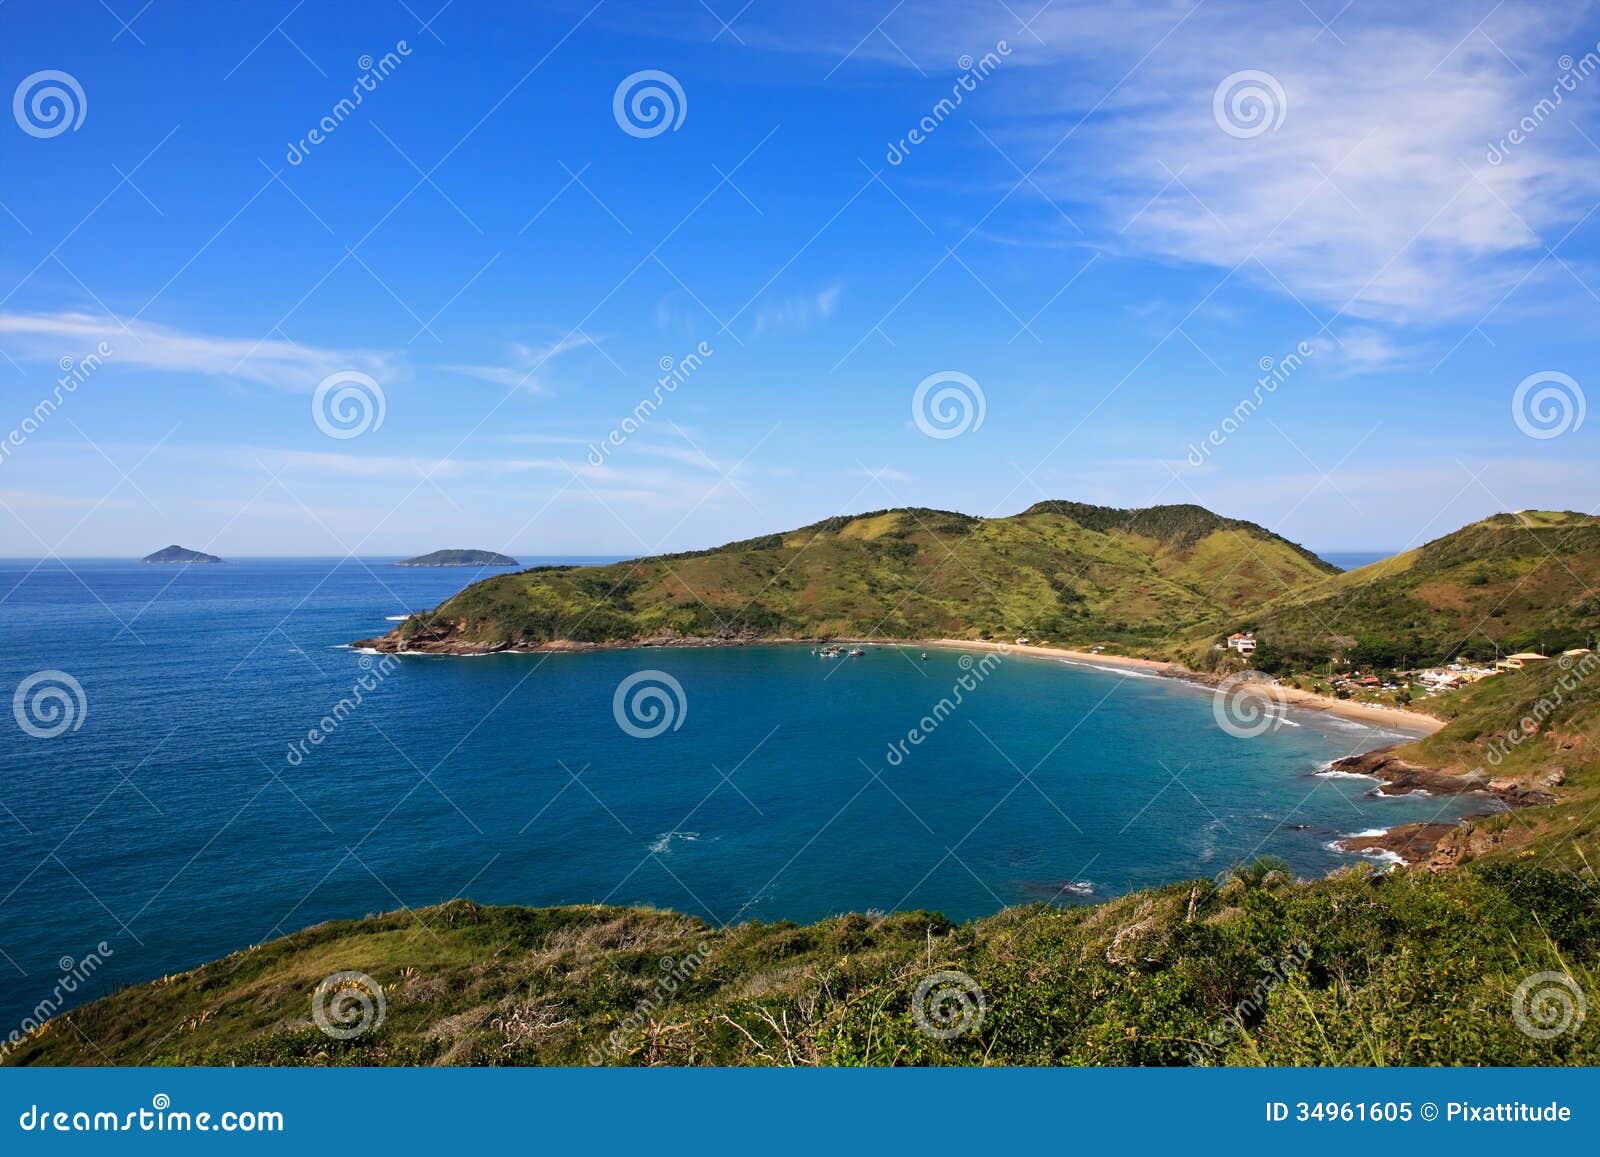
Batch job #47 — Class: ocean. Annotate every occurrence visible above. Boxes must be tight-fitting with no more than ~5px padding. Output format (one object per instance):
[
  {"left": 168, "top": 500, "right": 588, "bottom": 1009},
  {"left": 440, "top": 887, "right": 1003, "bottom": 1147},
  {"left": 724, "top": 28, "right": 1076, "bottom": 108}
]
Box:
[{"left": 0, "top": 558, "right": 1481, "bottom": 1027}]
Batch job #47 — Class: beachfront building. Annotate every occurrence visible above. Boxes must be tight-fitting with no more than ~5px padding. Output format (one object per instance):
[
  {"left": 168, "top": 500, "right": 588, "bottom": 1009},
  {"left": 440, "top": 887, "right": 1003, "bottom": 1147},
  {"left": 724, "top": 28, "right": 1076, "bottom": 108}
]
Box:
[{"left": 1226, "top": 632, "right": 1256, "bottom": 654}]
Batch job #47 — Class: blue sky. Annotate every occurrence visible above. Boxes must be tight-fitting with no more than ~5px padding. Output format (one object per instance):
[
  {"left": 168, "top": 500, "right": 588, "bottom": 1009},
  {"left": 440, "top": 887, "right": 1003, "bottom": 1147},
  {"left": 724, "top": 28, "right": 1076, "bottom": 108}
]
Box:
[{"left": 0, "top": 0, "right": 1597, "bottom": 557}]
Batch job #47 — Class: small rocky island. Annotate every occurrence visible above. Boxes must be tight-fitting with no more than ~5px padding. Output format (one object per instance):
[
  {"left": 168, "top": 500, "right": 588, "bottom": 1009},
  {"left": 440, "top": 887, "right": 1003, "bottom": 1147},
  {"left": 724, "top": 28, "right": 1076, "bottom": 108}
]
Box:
[
  {"left": 140, "top": 545, "right": 223, "bottom": 564},
  {"left": 396, "top": 549, "right": 517, "bottom": 568}
]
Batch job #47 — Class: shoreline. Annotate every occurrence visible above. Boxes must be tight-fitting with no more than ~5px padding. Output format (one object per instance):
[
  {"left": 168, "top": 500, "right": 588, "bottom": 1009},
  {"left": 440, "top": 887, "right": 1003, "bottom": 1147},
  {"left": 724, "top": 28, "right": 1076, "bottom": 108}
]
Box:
[
  {"left": 904, "top": 638, "right": 1445, "bottom": 736},
  {"left": 358, "top": 628, "right": 1446, "bottom": 736}
]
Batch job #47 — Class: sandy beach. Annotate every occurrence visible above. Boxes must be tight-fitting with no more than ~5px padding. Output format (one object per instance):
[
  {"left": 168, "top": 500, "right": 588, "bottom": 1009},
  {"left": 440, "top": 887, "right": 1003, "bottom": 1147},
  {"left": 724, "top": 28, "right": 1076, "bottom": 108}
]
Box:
[{"left": 905, "top": 638, "right": 1446, "bottom": 735}]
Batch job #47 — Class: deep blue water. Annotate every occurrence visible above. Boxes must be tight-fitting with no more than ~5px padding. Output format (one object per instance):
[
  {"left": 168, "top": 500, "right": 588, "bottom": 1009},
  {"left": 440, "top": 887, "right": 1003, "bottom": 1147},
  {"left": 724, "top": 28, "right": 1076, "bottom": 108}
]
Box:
[{"left": 0, "top": 559, "right": 1480, "bottom": 1027}]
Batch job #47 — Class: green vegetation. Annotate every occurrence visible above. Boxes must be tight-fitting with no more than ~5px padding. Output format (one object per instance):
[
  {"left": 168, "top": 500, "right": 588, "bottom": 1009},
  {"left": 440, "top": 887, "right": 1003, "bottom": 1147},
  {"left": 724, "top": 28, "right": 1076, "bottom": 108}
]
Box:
[
  {"left": 395, "top": 549, "right": 517, "bottom": 567},
  {"left": 1395, "top": 654, "right": 1600, "bottom": 873},
  {"left": 1244, "top": 512, "right": 1600, "bottom": 669},
  {"left": 10, "top": 862, "right": 1596, "bottom": 1066},
  {"left": 28, "top": 510, "right": 1591, "bottom": 1068},
  {"left": 364, "top": 503, "right": 1333, "bottom": 652}
]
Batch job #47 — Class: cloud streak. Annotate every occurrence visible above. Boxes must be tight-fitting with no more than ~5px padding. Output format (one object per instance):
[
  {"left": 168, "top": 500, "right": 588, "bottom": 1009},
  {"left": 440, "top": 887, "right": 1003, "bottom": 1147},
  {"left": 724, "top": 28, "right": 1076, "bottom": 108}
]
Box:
[{"left": 0, "top": 311, "right": 395, "bottom": 390}]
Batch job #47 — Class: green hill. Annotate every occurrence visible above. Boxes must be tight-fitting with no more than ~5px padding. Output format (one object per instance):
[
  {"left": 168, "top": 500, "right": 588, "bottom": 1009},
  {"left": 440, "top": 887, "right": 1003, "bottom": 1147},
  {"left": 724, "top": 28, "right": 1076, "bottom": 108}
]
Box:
[
  {"left": 1242, "top": 511, "right": 1600, "bottom": 669},
  {"left": 356, "top": 502, "right": 1333, "bottom": 653},
  {"left": 9, "top": 862, "right": 1595, "bottom": 1066},
  {"left": 395, "top": 549, "right": 517, "bottom": 567}
]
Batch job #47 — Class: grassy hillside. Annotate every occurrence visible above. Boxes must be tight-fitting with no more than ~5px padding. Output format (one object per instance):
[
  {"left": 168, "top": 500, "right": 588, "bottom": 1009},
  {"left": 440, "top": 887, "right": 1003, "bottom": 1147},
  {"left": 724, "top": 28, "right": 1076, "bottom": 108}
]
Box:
[
  {"left": 9, "top": 863, "right": 1596, "bottom": 1067},
  {"left": 1246, "top": 511, "right": 1600, "bottom": 669},
  {"left": 1397, "top": 653, "right": 1600, "bottom": 873},
  {"left": 362, "top": 502, "right": 1333, "bottom": 653},
  {"left": 14, "top": 635, "right": 1598, "bottom": 1068}
]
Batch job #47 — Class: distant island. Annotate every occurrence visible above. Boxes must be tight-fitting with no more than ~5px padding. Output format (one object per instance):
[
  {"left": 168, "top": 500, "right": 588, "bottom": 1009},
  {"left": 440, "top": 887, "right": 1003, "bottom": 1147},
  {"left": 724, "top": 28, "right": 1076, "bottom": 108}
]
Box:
[
  {"left": 395, "top": 549, "right": 517, "bottom": 568},
  {"left": 140, "top": 545, "right": 222, "bottom": 564}
]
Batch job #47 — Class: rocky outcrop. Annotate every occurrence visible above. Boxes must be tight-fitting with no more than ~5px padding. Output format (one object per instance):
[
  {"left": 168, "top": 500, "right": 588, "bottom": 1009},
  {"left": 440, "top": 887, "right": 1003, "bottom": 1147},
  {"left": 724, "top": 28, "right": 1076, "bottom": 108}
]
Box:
[{"left": 1326, "top": 746, "right": 1492, "bottom": 797}]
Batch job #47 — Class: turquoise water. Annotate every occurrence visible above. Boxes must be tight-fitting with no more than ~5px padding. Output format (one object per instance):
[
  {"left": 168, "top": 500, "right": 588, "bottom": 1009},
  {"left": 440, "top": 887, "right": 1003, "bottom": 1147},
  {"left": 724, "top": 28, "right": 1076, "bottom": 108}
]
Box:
[{"left": 0, "top": 559, "right": 1481, "bottom": 1025}]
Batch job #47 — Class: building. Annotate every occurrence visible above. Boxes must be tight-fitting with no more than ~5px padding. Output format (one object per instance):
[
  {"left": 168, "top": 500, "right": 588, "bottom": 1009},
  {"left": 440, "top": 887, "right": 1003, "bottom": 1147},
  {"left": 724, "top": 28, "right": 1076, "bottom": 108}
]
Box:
[
  {"left": 1497, "top": 652, "right": 1548, "bottom": 671},
  {"left": 1226, "top": 632, "right": 1256, "bottom": 654}
]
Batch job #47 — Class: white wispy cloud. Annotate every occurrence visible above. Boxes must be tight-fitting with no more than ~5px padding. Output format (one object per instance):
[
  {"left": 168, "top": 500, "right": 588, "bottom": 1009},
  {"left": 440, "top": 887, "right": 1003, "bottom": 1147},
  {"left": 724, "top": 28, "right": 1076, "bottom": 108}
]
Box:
[
  {"left": 0, "top": 311, "right": 395, "bottom": 389},
  {"left": 724, "top": 1, "right": 1600, "bottom": 325},
  {"left": 440, "top": 334, "right": 600, "bottom": 391},
  {"left": 753, "top": 283, "right": 843, "bottom": 333}
]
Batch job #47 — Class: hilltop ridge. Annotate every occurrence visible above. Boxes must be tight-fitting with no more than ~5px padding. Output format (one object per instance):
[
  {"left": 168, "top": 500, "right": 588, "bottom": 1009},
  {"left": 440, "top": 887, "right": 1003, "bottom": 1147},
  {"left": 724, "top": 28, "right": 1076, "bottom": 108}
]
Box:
[{"left": 355, "top": 501, "right": 1332, "bottom": 654}]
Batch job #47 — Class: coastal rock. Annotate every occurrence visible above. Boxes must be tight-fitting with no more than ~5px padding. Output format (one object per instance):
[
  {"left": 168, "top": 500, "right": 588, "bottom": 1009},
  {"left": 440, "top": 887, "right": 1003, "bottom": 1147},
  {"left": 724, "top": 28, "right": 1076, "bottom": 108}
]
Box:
[
  {"left": 1325, "top": 747, "right": 1490, "bottom": 797},
  {"left": 1335, "top": 823, "right": 1459, "bottom": 866}
]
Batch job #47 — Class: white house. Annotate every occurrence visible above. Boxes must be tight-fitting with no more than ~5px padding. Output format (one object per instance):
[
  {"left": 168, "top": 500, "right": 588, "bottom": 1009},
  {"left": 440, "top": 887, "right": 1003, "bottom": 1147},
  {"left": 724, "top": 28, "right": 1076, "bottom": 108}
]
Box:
[{"left": 1226, "top": 632, "right": 1257, "bottom": 654}]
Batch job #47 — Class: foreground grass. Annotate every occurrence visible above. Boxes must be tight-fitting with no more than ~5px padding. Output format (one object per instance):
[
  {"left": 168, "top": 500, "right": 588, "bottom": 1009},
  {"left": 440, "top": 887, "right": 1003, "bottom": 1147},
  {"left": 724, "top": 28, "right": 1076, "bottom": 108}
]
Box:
[{"left": 8, "top": 861, "right": 1596, "bottom": 1067}]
